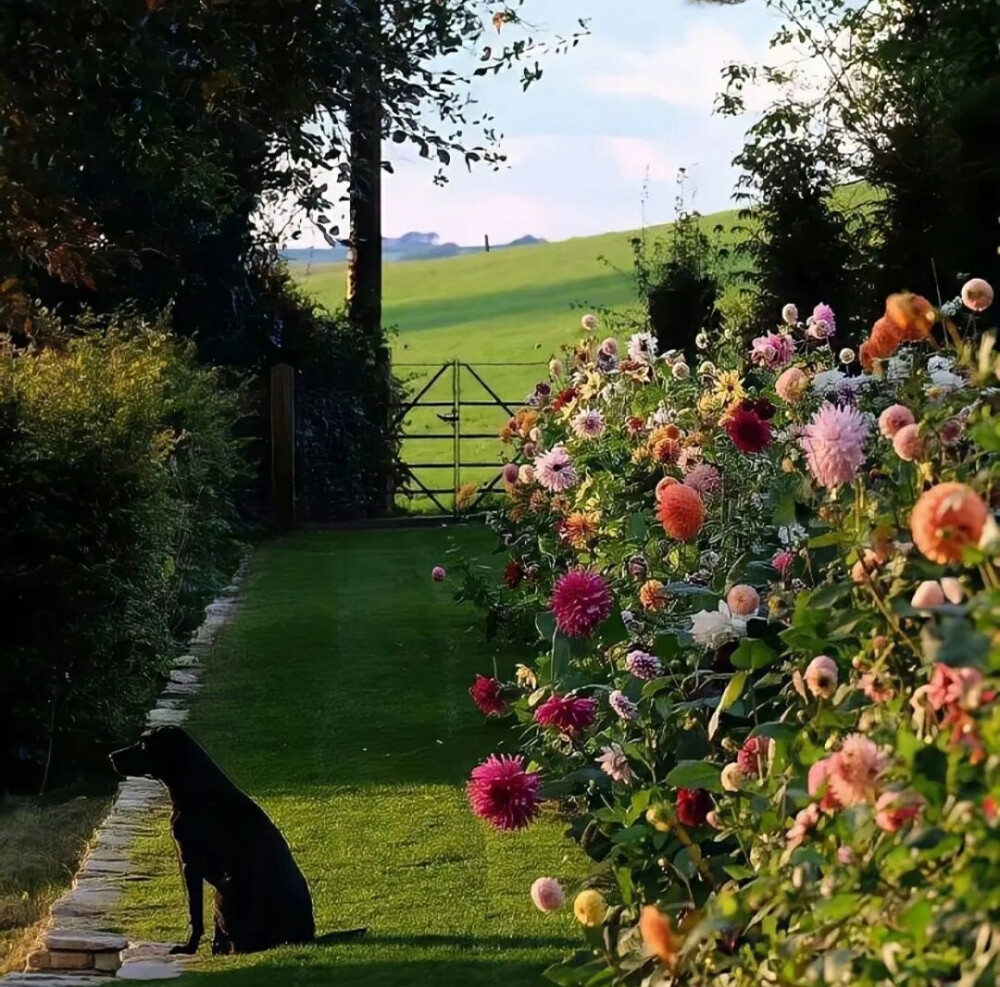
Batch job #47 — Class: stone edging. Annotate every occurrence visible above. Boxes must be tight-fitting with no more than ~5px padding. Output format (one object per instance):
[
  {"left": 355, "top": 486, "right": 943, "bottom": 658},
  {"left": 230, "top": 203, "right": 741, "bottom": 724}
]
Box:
[{"left": 3, "top": 558, "right": 250, "bottom": 985}]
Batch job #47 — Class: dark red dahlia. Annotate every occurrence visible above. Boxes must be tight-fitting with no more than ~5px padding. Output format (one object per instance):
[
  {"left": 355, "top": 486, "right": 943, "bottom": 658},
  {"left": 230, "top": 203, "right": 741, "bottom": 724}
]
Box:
[
  {"left": 552, "top": 386, "right": 578, "bottom": 412},
  {"left": 740, "top": 397, "right": 776, "bottom": 421},
  {"left": 467, "top": 754, "right": 542, "bottom": 831},
  {"left": 534, "top": 693, "right": 597, "bottom": 735},
  {"left": 504, "top": 560, "right": 524, "bottom": 589},
  {"left": 469, "top": 674, "right": 509, "bottom": 717},
  {"left": 550, "top": 568, "right": 613, "bottom": 637},
  {"left": 676, "top": 787, "right": 712, "bottom": 827},
  {"left": 726, "top": 408, "right": 773, "bottom": 454},
  {"left": 737, "top": 736, "right": 771, "bottom": 778}
]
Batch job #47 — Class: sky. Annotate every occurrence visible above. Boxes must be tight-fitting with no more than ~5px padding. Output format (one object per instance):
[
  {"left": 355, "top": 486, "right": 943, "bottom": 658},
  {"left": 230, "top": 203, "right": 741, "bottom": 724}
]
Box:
[{"left": 291, "top": 0, "right": 783, "bottom": 248}]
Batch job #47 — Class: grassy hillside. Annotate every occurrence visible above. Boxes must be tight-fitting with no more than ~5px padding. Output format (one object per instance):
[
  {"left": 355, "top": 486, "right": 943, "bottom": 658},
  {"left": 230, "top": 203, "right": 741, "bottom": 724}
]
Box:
[{"left": 298, "top": 210, "right": 741, "bottom": 512}]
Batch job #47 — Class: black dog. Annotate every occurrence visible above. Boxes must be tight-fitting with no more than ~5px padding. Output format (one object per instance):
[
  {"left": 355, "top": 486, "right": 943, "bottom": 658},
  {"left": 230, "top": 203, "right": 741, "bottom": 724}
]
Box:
[{"left": 111, "top": 726, "right": 333, "bottom": 955}]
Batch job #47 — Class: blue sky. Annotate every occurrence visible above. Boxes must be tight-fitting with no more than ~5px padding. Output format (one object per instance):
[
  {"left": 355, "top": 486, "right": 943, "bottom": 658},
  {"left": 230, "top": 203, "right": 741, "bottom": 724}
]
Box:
[{"left": 295, "top": 0, "right": 781, "bottom": 247}]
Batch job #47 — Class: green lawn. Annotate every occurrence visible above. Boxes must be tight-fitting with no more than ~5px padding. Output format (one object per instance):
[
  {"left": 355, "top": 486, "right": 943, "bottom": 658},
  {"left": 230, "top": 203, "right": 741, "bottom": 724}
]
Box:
[{"left": 112, "top": 526, "right": 584, "bottom": 986}]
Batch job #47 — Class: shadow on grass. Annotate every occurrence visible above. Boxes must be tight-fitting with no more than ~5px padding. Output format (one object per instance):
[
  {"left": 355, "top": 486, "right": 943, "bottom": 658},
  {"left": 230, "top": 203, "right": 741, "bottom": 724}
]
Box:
[{"left": 176, "top": 956, "right": 559, "bottom": 987}]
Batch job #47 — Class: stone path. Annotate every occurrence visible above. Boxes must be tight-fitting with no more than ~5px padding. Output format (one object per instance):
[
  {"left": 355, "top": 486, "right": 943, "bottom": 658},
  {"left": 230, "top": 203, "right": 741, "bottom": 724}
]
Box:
[{"left": 3, "top": 562, "right": 249, "bottom": 985}]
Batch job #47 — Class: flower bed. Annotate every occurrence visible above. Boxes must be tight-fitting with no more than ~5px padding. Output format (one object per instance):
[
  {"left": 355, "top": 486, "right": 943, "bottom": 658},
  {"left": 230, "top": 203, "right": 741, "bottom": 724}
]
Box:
[{"left": 453, "top": 285, "right": 1000, "bottom": 986}]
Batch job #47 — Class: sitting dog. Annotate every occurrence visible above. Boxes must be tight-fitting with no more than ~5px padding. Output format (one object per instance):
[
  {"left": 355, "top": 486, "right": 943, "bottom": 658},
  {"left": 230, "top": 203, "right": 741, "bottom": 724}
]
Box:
[{"left": 111, "top": 725, "right": 323, "bottom": 955}]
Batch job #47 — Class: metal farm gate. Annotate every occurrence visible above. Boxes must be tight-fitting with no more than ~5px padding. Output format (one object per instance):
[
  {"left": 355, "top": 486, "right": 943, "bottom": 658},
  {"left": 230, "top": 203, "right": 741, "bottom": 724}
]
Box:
[{"left": 393, "top": 360, "right": 546, "bottom": 516}]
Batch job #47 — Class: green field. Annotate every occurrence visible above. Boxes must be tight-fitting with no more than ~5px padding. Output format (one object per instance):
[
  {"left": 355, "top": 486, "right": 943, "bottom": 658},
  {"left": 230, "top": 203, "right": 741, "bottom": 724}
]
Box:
[
  {"left": 298, "top": 214, "right": 739, "bottom": 512},
  {"left": 112, "top": 527, "right": 585, "bottom": 986}
]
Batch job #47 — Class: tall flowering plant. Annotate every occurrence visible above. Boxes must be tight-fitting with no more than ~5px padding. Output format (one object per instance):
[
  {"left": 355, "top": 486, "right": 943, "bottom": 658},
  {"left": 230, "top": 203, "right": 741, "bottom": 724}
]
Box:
[{"left": 453, "top": 290, "right": 1000, "bottom": 985}]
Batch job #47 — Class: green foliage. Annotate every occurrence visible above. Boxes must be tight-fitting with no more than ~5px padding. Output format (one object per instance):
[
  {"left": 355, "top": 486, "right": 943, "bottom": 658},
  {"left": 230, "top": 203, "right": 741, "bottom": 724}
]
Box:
[{"left": 0, "top": 314, "right": 245, "bottom": 790}]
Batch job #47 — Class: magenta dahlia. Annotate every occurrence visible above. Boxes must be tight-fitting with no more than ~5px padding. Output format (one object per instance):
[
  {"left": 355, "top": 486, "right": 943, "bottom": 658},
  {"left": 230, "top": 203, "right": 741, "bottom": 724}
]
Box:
[
  {"left": 800, "top": 403, "right": 870, "bottom": 488},
  {"left": 467, "top": 754, "right": 542, "bottom": 831},
  {"left": 550, "top": 569, "right": 612, "bottom": 637},
  {"left": 737, "top": 736, "right": 772, "bottom": 778},
  {"left": 609, "top": 689, "right": 638, "bottom": 721},
  {"left": 534, "top": 693, "right": 597, "bottom": 735},
  {"left": 726, "top": 408, "right": 772, "bottom": 454},
  {"left": 750, "top": 332, "right": 796, "bottom": 370},
  {"left": 469, "top": 674, "right": 508, "bottom": 717}
]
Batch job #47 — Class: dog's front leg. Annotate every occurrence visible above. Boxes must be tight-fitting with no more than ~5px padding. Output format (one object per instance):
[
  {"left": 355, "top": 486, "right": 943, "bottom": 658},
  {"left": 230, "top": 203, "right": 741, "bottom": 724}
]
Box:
[{"left": 170, "top": 863, "right": 204, "bottom": 955}]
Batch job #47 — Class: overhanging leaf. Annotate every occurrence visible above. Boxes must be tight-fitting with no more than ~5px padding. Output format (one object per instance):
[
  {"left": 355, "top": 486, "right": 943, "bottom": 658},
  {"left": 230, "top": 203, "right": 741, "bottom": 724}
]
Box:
[{"left": 708, "top": 670, "right": 748, "bottom": 739}]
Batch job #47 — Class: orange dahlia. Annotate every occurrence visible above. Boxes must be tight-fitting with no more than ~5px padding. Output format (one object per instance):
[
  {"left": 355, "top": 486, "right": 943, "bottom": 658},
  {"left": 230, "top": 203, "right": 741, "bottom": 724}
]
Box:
[
  {"left": 561, "top": 510, "right": 601, "bottom": 549},
  {"left": 639, "top": 579, "right": 668, "bottom": 611},
  {"left": 649, "top": 424, "right": 683, "bottom": 464},
  {"left": 657, "top": 484, "right": 705, "bottom": 540},
  {"left": 639, "top": 906, "right": 681, "bottom": 967},
  {"left": 886, "top": 292, "right": 936, "bottom": 341},
  {"left": 910, "top": 482, "right": 989, "bottom": 564}
]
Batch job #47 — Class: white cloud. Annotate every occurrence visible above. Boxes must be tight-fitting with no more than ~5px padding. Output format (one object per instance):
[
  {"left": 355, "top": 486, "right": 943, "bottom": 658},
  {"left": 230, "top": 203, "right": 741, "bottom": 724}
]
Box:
[
  {"left": 586, "top": 23, "right": 758, "bottom": 111},
  {"left": 601, "top": 137, "right": 677, "bottom": 183}
]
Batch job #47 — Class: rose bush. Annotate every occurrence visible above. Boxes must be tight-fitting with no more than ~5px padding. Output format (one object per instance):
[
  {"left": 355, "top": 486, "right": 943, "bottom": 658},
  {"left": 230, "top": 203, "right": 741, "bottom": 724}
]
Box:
[{"left": 453, "top": 287, "right": 1000, "bottom": 985}]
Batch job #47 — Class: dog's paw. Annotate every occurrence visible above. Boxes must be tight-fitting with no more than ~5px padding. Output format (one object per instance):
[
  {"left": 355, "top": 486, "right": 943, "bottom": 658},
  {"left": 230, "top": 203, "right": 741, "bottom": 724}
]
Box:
[
  {"left": 211, "top": 939, "right": 232, "bottom": 956},
  {"left": 170, "top": 942, "right": 199, "bottom": 955}
]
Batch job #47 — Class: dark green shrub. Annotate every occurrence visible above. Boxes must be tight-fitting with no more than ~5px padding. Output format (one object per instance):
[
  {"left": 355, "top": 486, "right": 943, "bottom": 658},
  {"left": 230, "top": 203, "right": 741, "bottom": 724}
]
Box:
[{"left": 0, "top": 312, "right": 245, "bottom": 792}]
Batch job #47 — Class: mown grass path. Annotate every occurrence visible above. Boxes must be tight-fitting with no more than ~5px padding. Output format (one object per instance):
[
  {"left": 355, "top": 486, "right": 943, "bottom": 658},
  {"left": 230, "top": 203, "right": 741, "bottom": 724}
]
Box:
[{"left": 113, "top": 527, "right": 583, "bottom": 986}]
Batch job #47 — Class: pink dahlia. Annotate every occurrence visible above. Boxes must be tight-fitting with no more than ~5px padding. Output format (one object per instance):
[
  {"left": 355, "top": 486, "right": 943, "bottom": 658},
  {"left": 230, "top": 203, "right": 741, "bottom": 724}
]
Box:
[
  {"left": 772, "top": 549, "right": 795, "bottom": 577},
  {"left": 737, "top": 736, "right": 772, "bottom": 778},
  {"left": 810, "top": 302, "right": 837, "bottom": 337},
  {"left": 534, "top": 693, "right": 597, "bottom": 735},
  {"left": 625, "top": 649, "right": 662, "bottom": 680},
  {"left": 926, "top": 663, "right": 983, "bottom": 711},
  {"left": 878, "top": 404, "right": 915, "bottom": 439},
  {"left": 800, "top": 403, "right": 870, "bottom": 488},
  {"left": 530, "top": 877, "right": 565, "bottom": 912},
  {"left": 535, "top": 445, "right": 578, "bottom": 493},
  {"left": 962, "top": 278, "right": 994, "bottom": 313},
  {"left": 469, "top": 675, "right": 508, "bottom": 717},
  {"left": 827, "top": 734, "right": 888, "bottom": 807},
  {"left": 596, "top": 743, "right": 637, "bottom": 785},
  {"left": 467, "top": 754, "right": 542, "bottom": 831},
  {"left": 609, "top": 689, "right": 638, "bottom": 721},
  {"left": 893, "top": 423, "right": 924, "bottom": 462},
  {"left": 750, "top": 332, "right": 796, "bottom": 369},
  {"left": 571, "top": 408, "right": 606, "bottom": 440},
  {"left": 683, "top": 463, "right": 722, "bottom": 497},
  {"left": 550, "top": 569, "right": 612, "bottom": 637},
  {"left": 432, "top": 566, "right": 447, "bottom": 582}
]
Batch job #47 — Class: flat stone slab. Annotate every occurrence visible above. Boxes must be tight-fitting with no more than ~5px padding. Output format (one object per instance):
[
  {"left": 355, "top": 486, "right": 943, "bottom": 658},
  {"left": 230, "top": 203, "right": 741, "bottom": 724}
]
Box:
[
  {"left": 145, "top": 707, "right": 188, "bottom": 727},
  {"left": 44, "top": 931, "right": 127, "bottom": 953},
  {"left": 1, "top": 975, "right": 113, "bottom": 986},
  {"left": 80, "top": 857, "right": 131, "bottom": 877},
  {"left": 117, "top": 944, "right": 185, "bottom": 981},
  {"left": 161, "top": 680, "right": 199, "bottom": 697}
]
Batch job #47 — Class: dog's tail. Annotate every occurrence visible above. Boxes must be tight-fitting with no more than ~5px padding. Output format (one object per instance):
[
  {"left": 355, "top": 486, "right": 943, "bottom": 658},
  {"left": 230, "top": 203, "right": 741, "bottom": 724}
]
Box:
[{"left": 313, "top": 928, "right": 368, "bottom": 945}]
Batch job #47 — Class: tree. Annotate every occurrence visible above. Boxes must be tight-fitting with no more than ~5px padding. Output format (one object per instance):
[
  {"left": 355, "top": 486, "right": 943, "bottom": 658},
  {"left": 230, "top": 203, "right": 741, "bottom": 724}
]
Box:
[{"left": 0, "top": 0, "right": 587, "bottom": 363}]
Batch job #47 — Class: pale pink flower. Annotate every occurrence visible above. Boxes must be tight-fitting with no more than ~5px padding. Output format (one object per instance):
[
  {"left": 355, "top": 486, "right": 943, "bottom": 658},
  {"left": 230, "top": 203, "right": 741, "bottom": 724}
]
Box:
[
  {"left": 837, "top": 846, "right": 854, "bottom": 865},
  {"left": 804, "top": 655, "right": 838, "bottom": 699},
  {"left": 705, "top": 810, "right": 724, "bottom": 830},
  {"left": 775, "top": 366, "right": 809, "bottom": 403},
  {"left": 940, "top": 577, "right": 964, "bottom": 604},
  {"left": 726, "top": 584, "right": 760, "bottom": 617},
  {"left": 535, "top": 445, "right": 578, "bottom": 492},
  {"left": 926, "top": 664, "right": 984, "bottom": 711},
  {"left": 531, "top": 877, "right": 565, "bottom": 912},
  {"left": 809, "top": 303, "right": 837, "bottom": 337},
  {"left": 800, "top": 403, "right": 870, "bottom": 488},
  {"left": 781, "top": 303, "right": 799, "bottom": 325},
  {"left": 878, "top": 404, "right": 915, "bottom": 439},
  {"left": 962, "top": 278, "right": 994, "bottom": 313},
  {"left": 875, "top": 791, "right": 924, "bottom": 833},
  {"left": 599, "top": 337, "right": 618, "bottom": 356},
  {"left": 596, "top": 743, "right": 637, "bottom": 785},
  {"left": 683, "top": 463, "right": 722, "bottom": 497},
  {"left": 581, "top": 313, "right": 599, "bottom": 332},
  {"left": 827, "top": 735, "right": 888, "bottom": 807},
  {"left": 859, "top": 673, "right": 894, "bottom": 703},
  {"left": 785, "top": 803, "right": 821, "bottom": 850},
  {"left": 751, "top": 332, "right": 796, "bottom": 369},
  {"left": 911, "top": 580, "right": 945, "bottom": 610},
  {"left": 571, "top": 408, "right": 606, "bottom": 440},
  {"left": 892, "top": 423, "right": 924, "bottom": 461}
]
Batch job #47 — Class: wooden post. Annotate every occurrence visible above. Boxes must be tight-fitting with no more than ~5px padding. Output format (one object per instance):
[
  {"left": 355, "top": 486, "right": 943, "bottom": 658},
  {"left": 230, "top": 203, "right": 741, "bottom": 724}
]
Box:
[
  {"left": 347, "top": 0, "right": 389, "bottom": 515},
  {"left": 270, "top": 363, "right": 295, "bottom": 530},
  {"left": 484, "top": 234, "right": 490, "bottom": 253}
]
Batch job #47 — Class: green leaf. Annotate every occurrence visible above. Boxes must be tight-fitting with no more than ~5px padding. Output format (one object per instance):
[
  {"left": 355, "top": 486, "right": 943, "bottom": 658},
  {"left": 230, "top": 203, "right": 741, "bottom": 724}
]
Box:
[
  {"left": 708, "top": 670, "right": 748, "bottom": 739},
  {"left": 535, "top": 611, "right": 557, "bottom": 642},
  {"left": 665, "top": 760, "right": 723, "bottom": 793},
  {"left": 809, "top": 582, "right": 853, "bottom": 608},
  {"left": 628, "top": 512, "right": 648, "bottom": 541},
  {"left": 730, "top": 638, "right": 778, "bottom": 671},
  {"left": 610, "top": 823, "right": 651, "bottom": 845},
  {"left": 813, "top": 893, "right": 862, "bottom": 924},
  {"left": 808, "top": 531, "right": 844, "bottom": 548}
]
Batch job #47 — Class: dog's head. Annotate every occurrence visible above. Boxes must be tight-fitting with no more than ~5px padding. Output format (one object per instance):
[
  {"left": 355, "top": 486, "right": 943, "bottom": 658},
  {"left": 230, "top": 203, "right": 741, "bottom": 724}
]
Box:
[{"left": 110, "top": 726, "right": 195, "bottom": 783}]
